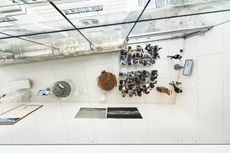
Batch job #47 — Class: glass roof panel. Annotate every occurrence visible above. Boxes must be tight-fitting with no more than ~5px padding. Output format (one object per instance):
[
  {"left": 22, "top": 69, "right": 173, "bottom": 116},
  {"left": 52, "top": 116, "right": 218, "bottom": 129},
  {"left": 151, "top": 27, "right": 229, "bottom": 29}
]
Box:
[
  {"left": 53, "top": 0, "right": 142, "bottom": 28},
  {"left": 0, "top": 1, "right": 73, "bottom": 36},
  {"left": 0, "top": 0, "right": 229, "bottom": 39},
  {"left": 0, "top": 37, "right": 52, "bottom": 53},
  {"left": 0, "top": 0, "right": 48, "bottom": 7},
  {"left": 0, "top": 33, "right": 7, "bottom": 38},
  {"left": 0, "top": 36, "right": 55, "bottom": 65},
  {"left": 80, "top": 23, "right": 134, "bottom": 47},
  {"left": 140, "top": 0, "right": 230, "bottom": 20},
  {"left": 129, "top": 10, "right": 230, "bottom": 43},
  {"left": 1, "top": 0, "right": 230, "bottom": 65},
  {"left": 21, "top": 30, "right": 90, "bottom": 52}
]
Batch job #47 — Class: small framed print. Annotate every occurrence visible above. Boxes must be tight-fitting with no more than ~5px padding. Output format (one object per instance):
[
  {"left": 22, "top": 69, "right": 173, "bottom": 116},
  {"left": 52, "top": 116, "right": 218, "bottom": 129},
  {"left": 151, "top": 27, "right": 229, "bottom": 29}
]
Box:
[{"left": 183, "top": 59, "right": 193, "bottom": 76}]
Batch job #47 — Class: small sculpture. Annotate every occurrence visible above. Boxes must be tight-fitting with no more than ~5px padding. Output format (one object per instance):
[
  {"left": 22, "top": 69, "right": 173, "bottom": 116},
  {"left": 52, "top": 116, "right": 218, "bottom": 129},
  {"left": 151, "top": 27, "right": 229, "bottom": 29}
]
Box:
[
  {"left": 174, "top": 64, "right": 184, "bottom": 70},
  {"left": 167, "top": 54, "right": 182, "bottom": 60},
  {"left": 169, "top": 81, "right": 182, "bottom": 93},
  {"left": 156, "top": 87, "right": 171, "bottom": 95}
]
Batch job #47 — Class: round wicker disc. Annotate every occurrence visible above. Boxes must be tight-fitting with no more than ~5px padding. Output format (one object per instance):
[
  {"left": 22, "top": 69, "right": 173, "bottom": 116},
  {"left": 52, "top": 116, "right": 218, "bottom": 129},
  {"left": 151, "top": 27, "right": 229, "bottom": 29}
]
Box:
[{"left": 98, "top": 71, "right": 117, "bottom": 91}]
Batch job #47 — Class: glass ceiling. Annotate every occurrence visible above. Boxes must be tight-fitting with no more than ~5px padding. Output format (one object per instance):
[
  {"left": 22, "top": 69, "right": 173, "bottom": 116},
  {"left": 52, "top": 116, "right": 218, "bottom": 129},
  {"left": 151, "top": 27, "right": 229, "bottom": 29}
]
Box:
[{"left": 0, "top": 0, "right": 230, "bottom": 64}]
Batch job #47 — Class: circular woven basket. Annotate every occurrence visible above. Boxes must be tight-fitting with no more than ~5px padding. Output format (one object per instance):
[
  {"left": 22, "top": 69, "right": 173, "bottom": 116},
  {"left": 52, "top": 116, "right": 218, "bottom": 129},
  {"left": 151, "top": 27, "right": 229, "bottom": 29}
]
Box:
[{"left": 98, "top": 71, "right": 117, "bottom": 91}]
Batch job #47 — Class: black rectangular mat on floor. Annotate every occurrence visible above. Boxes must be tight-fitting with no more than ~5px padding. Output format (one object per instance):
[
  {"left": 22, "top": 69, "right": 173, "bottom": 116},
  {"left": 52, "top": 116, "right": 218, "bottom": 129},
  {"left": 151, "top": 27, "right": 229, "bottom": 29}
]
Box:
[{"left": 107, "top": 107, "right": 142, "bottom": 119}]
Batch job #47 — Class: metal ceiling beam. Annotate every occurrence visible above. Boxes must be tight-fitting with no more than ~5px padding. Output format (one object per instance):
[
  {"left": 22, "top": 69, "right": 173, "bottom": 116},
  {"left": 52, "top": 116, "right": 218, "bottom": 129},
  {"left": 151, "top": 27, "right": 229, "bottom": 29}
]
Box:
[
  {"left": 48, "top": 0, "right": 94, "bottom": 48},
  {"left": 129, "top": 26, "right": 212, "bottom": 39},
  {"left": 0, "top": 8, "right": 230, "bottom": 40},
  {"left": 127, "top": 36, "right": 183, "bottom": 45},
  {"left": 127, "top": 32, "right": 190, "bottom": 45},
  {"left": 123, "top": 0, "right": 152, "bottom": 45},
  {"left": 127, "top": 26, "right": 212, "bottom": 45}
]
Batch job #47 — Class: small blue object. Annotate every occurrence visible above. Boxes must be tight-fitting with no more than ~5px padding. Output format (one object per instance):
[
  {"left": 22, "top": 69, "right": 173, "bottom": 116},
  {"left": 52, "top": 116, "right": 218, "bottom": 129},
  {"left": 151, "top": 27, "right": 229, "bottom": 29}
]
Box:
[
  {"left": 37, "top": 89, "right": 50, "bottom": 96},
  {"left": 0, "top": 118, "right": 16, "bottom": 125}
]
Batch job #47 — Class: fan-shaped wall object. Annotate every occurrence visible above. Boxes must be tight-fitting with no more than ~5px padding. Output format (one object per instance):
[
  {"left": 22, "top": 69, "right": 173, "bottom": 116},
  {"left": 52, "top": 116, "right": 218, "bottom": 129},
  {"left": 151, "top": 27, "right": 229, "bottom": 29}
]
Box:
[
  {"left": 98, "top": 71, "right": 117, "bottom": 92},
  {"left": 52, "top": 81, "right": 71, "bottom": 98}
]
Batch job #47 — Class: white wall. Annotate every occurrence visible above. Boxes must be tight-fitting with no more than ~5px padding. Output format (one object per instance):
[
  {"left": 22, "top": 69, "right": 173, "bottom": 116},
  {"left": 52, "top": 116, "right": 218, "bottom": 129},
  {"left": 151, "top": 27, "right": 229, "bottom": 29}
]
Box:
[
  {"left": 0, "top": 39, "right": 186, "bottom": 144},
  {"left": 181, "top": 21, "right": 230, "bottom": 143},
  {"left": 0, "top": 21, "right": 230, "bottom": 144}
]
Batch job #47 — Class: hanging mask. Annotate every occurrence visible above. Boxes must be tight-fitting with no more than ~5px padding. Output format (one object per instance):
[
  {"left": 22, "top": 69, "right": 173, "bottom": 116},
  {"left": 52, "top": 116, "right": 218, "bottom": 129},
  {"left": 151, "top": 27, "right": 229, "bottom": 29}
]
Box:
[
  {"left": 119, "top": 85, "right": 122, "bottom": 91},
  {"left": 137, "top": 91, "right": 142, "bottom": 97},
  {"left": 136, "top": 45, "right": 143, "bottom": 52},
  {"left": 121, "top": 91, "right": 127, "bottom": 97},
  {"left": 151, "top": 70, "right": 158, "bottom": 76},
  {"left": 145, "top": 44, "right": 151, "bottom": 51},
  {"left": 150, "top": 83, "right": 155, "bottom": 88},
  {"left": 119, "top": 80, "right": 126, "bottom": 85}
]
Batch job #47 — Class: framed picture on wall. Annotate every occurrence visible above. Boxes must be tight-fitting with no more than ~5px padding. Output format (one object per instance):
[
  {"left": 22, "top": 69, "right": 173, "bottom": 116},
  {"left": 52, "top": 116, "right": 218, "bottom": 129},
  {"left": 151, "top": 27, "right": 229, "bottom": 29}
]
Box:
[
  {"left": 183, "top": 59, "right": 193, "bottom": 76},
  {"left": 37, "top": 89, "right": 50, "bottom": 96},
  {"left": 0, "top": 104, "right": 43, "bottom": 125}
]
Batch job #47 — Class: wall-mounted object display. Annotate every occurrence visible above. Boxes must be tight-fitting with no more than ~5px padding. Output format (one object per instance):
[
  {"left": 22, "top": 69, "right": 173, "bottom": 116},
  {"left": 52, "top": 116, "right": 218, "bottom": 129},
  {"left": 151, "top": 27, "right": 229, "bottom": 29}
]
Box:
[
  {"left": 119, "top": 70, "right": 158, "bottom": 97},
  {"left": 97, "top": 71, "right": 117, "bottom": 91},
  {"left": 120, "top": 44, "right": 161, "bottom": 66},
  {"left": 156, "top": 86, "right": 171, "bottom": 95},
  {"left": 183, "top": 59, "right": 194, "bottom": 76},
  {"left": 0, "top": 104, "right": 43, "bottom": 125},
  {"left": 169, "top": 81, "right": 182, "bottom": 93},
  {"left": 75, "top": 108, "right": 106, "bottom": 119},
  {"left": 52, "top": 81, "right": 72, "bottom": 98},
  {"left": 167, "top": 54, "right": 182, "bottom": 60}
]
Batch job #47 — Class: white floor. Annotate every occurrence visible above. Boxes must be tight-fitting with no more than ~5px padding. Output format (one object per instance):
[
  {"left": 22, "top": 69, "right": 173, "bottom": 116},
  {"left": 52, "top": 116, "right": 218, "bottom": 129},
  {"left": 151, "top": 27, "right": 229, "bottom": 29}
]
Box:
[{"left": 0, "top": 101, "right": 228, "bottom": 144}]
